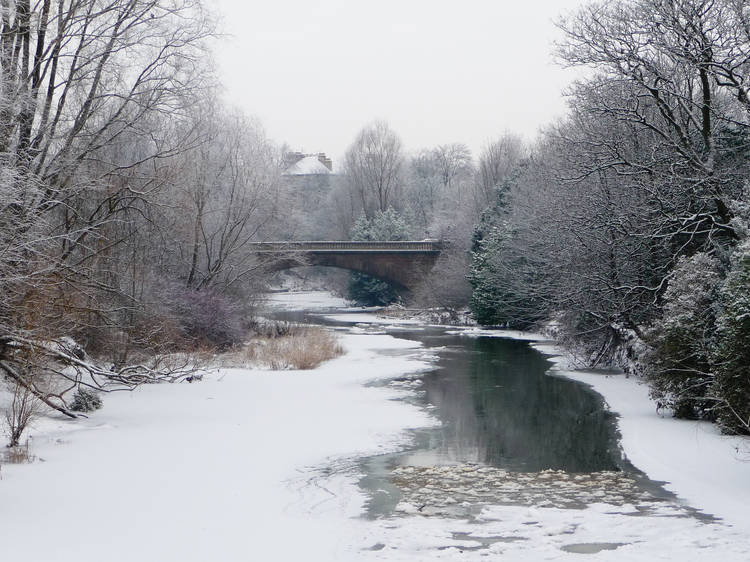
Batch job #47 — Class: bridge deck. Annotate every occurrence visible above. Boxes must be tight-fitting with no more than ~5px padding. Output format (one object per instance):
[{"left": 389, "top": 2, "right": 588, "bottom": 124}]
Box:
[{"left": 249, "top": 240, "right": 441, "bottom": 253}]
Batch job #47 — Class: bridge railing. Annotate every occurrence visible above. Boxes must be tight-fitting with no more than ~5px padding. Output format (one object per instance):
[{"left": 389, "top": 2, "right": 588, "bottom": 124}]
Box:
[{"left": 248, "top": 240, "right": 442, "bottom": 252}]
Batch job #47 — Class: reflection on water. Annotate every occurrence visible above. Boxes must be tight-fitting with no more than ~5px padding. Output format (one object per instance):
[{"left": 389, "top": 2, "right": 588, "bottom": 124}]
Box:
[
  {"left": 408, "top": 334, "right": 620, "bottom": 472},
  {"left": 268, "top": 305, "right": 622, "bottom": 472}
]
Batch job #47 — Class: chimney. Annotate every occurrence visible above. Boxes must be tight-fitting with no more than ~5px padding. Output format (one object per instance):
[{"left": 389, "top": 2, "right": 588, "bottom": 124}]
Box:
[{"left": 317, "top": 152, "right": 333, "bottom": 171}]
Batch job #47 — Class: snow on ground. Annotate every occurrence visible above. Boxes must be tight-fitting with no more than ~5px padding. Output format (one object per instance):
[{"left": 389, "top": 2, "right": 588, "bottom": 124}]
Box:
[
  {"left": 360, "top": 501, "right": 749, "bottom": 561},
  {"left": 445, "top": 326, "right": 547, "bottom": 340},
  {"left": 0, "top": 294, "right": 437, "bottom": 561},
  {"left": 262, "top": 289, "right": 350, "bottom": 310},
  {"left": 324, "top": 312, "right": 424, "bottom": 326},
  {"left": 1, "top": 291, "right": 748, "bottom": 561}
]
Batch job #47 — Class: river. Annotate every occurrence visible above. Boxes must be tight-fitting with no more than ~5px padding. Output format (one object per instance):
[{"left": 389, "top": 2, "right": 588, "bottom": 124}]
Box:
[{"left": 267, "top": 296, "right": 690, "bottom": 526}]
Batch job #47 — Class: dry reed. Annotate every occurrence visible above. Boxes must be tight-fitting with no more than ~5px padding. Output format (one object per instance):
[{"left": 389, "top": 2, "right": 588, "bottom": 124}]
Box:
[{"left": 243, "top": 326, "right": 344, "bottom": 370}]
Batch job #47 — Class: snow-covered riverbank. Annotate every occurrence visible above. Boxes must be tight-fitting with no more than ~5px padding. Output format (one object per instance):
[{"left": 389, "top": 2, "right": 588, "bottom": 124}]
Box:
[
  {"left": 0, "top": 293, "right": 438, "bottom": 561},
  {"left": 535, "top": 342, "right": 750, "bottom": 531},
  {"left": 0, "top": 291, "right": 748, "bottom": 561}
]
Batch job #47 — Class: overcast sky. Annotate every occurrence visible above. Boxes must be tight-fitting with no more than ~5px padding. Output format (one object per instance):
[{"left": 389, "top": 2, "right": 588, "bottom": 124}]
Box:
[{"left": 212, "top": 0, "right": 586, "bottom": 167}]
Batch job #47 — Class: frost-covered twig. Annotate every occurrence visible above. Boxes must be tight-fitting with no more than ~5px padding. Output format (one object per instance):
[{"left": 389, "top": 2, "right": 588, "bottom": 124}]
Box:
[{"left": 0, "top": 335, "right": 204, "bottom": 419}]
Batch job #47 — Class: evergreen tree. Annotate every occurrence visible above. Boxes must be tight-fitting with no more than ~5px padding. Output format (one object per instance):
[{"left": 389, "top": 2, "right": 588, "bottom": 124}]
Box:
[
  {"left": 712, "top": 246, "right": 750, "bottom": 434},
  {"left": 468, "top": 172, "right": 545, "bottom": 328},
  {"left": 468, "top": 220, "right": 546, "bottom": 329},
  {"left": 644, "top": 253, "right": 722, "bottom": 419}
]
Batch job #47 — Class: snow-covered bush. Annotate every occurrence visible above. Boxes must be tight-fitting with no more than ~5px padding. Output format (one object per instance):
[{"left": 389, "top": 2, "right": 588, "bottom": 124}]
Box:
[
  {"left": 644, "top": 245, "right": 750, "bottom": 432},
  {"left": 69, "top": 388, "right": 103, "bottom": 413},
  {"left": 171, "top": 289, "right": 245, "bottom": 350},
  {"left": 643, "top": 253, "right": 722, "bottom": 420},
  {"left": 712, "top": 245, "right": 750, "bottom": 434}
]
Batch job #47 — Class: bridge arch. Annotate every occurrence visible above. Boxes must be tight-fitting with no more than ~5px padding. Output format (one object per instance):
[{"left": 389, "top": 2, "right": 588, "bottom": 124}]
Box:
[{"left": 249, "top": 241, "right": 442, "bottom": 292}]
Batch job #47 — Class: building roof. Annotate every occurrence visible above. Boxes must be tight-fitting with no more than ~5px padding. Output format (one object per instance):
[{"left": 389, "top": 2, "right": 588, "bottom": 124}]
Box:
[{"left": 284, "top": 155, "right": 333, "bottom": 175}]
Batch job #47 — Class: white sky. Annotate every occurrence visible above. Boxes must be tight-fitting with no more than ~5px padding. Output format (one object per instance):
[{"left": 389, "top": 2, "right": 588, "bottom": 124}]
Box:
[{"left": 211, "top": 0, "right": 586, "bottom": 168}]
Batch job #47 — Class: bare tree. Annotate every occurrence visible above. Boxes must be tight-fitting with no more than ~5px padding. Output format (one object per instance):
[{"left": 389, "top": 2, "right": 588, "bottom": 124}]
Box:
[
  {"left": 556, "top": 0, "right": 750, "bottom": 236},
  {"left": 433, "top": 143, "right": 473, "bottom": 201},
  {"left": 403, "top": 144, "right": 476, "bottom": 309},
  {"left": 1, "top": 0, "right": 213, "bottom": 172},
  {"left": 343, "top": 120, "right": 404, "bottom": 219},
  {"left": 173, "top": 109, "right": 282, "bottom": 292},
  {"left": 0, "top": 0, "right": 216, "bottom": 431},
  {"left": 407, "top": 149, "right": 443, "bottom": 227},
  {"left": 471, "top": 0, "right": 750, "bottom": 357},
  {"left": 4, "top": 381, "right": 40, "bottom": 448}
]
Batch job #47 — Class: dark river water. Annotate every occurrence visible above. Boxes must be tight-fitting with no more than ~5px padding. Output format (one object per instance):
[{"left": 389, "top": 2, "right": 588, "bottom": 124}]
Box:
[
  {"left": 269, "top": 302, "right": 680, "bottom": 519},
  {"left": 388, "top": 329, "right": 621, "bottom": 472}
]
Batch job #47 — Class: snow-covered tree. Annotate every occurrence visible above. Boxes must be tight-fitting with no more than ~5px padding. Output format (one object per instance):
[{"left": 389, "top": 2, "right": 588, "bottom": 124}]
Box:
[
  {"left": 0, "top": 0, "right": 216, "bottom": 426},
  {"left": 712, "top": 244, "right": 750, "bottom": 434},
  {"left": 170, "top": 110, "right": 281, "bottom": 292},
  {"left": 644, "top": 253, "right": 723, "bottom": 419},
  {"left": 468, "top": 209, "right": 548, "bottom": 329}
]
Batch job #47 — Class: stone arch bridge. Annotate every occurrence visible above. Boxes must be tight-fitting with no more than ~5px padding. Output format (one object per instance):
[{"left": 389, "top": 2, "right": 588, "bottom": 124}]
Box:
[{"left": 248, "top": 240, "right": 442, "bottom": 291}]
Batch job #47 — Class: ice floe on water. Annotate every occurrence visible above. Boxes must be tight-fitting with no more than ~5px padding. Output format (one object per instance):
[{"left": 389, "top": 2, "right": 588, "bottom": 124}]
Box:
[{"left": 390, "top": 465, "right": 679, "bottom": 517}]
